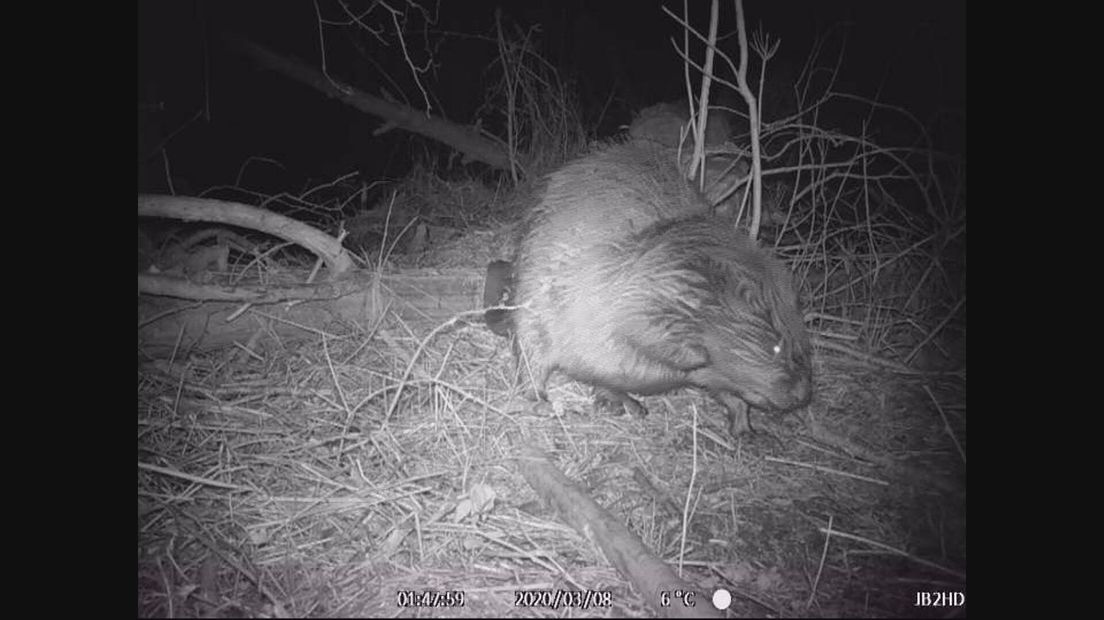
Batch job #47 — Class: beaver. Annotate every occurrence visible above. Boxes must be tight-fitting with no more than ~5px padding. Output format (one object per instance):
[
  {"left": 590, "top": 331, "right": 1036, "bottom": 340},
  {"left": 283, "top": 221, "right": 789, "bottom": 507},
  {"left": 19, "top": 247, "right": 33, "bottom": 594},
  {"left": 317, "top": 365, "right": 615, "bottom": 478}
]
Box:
[{"left": 488, "top": 142, "right": 811, "bottom": 435}]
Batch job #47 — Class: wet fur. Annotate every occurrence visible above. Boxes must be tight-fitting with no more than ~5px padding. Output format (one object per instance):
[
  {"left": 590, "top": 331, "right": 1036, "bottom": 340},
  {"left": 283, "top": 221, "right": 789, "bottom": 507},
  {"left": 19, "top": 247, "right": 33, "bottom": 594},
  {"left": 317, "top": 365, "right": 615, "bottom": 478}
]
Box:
[{"left": 503, "top": 141, "right": 812, "bottom": 432}]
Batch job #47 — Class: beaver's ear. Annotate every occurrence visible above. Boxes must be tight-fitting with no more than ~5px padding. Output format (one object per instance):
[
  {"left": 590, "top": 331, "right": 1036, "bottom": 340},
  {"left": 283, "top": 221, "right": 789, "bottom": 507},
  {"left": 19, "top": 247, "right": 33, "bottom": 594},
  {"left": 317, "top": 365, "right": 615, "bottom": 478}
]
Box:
[
  {"left": 677, "top": 342, "right": 711, "bottom": 370},
  {"left": 731, "top": 278, "right": 767, "bottom": 314},
  {"left": 637, "top": 338, "right": 710, "bottom": 371}
]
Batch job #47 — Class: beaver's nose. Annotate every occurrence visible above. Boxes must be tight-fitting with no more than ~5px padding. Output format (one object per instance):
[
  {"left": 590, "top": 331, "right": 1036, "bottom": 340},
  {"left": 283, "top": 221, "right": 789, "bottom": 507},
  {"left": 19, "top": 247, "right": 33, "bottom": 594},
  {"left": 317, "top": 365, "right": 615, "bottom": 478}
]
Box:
[
  {"left": 778, "top": 372, "right": 812, "bottom": 410},
  {"left": 790, "top": 374, "right": 812, "bottom": 407}
]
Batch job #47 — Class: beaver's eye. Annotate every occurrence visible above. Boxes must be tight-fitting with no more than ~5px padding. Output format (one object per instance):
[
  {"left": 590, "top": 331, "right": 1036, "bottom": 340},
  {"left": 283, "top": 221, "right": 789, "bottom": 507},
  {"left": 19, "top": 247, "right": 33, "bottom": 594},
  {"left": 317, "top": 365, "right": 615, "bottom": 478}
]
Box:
[{"left": 772, "top": 341, "right": 783, "bottom": 357}]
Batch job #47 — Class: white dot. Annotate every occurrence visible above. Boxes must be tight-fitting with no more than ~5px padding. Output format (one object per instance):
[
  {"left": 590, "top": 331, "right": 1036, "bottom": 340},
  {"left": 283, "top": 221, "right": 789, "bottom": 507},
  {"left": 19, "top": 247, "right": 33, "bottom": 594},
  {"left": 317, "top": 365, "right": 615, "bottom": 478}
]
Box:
[{"left": 712, "top": 588, "right": 732, "bottom": 610}]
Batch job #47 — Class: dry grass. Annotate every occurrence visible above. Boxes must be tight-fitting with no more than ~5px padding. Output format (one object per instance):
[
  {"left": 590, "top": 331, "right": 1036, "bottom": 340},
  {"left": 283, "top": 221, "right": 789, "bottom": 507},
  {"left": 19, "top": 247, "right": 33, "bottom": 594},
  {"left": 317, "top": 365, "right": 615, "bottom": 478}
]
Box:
[
  {"left": 139, "top": 75, "right": 965, "bottom": 615},
  {"left": 137, "top": 289, "right": 964, "bottom": 617},
  {"left": 139, "top": 8, "right": 964, "bottom": 615}
]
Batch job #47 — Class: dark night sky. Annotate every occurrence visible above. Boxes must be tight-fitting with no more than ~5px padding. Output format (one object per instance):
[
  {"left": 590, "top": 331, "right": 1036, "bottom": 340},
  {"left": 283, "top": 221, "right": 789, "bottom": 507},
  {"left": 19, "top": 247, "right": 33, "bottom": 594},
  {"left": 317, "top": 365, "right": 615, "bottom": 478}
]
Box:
[{"left": 138, "top": 1, "right": 964, "bottom": 194}]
